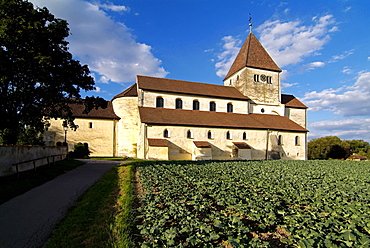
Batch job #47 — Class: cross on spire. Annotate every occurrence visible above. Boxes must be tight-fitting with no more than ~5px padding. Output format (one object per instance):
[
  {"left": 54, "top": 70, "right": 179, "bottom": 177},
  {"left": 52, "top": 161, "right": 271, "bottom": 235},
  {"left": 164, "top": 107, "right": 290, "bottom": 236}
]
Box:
[{"left": 249, "top": 13, "right": 252, "bottom": 33}]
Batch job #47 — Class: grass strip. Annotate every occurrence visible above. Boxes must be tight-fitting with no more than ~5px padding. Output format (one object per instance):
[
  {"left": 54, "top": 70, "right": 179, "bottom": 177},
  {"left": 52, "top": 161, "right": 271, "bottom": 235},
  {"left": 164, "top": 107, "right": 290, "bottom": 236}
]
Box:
[
  {"left": 45, "top": 163, "right": 136, "bottom": 248},
  {"left": 0, "top": 159, "right": 84, "bottom": 205}
]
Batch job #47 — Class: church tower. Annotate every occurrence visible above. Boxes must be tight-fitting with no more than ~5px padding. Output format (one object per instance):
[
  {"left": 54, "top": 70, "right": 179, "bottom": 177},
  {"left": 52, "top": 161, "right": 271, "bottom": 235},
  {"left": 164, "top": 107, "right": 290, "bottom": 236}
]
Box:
[{"left": 223, "top": 32, "right": 283, "bottom": 114}]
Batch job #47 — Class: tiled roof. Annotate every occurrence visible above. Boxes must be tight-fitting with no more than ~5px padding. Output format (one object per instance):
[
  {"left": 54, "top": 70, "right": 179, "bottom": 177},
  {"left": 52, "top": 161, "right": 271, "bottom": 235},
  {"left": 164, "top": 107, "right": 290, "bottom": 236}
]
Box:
[
  {"left": 281, "top": 94, "right": 307, "bottom": 109},
  {"left": 233, "top": 142, "right": 251, "bottom": 149},
  {"left": 193, "top": 141, "right": 212, "bottom": 148},
  {"left": 69, "top": 101, "right": 119, "bottom": 119},
  {"left": 112, "top": 84, "right": 138, "bottom": 100},
  {"left": 136, "top": 75, "right": 249, "bottom": 100},
  {"left": 224, "top": 33, "right": 282, "bottom": 80},
  {"left": 148, "top": 138, "right": 168, "bottom": 147},
  {"left": 139, "top": 107, "right": 308, "bottom": 132}
]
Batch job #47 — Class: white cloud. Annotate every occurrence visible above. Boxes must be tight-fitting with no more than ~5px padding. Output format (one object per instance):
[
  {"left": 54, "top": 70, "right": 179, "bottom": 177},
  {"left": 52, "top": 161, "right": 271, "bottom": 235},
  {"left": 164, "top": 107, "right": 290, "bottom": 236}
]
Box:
[
  {"left": 329, "top": 49, "right": 354, "bottom": 63},
  {"left": 214, "top": 36, "right": 242, "bottom": 78},
  {"left": 306, "top": 61, "right": 325, "bottom": 70},
  {"left": 303, "top": 72, "right": 370, "bottom": 117},
  {"left": 256, "top": 15, "right": 337, "bottom": 68},
  {"left": 281, "top": 82, "right": 298, "bottom": 88},
  {"left": 309, "top": 119, "right": 370, "bottom": 141},
  {"left": 343, "top": 6, "right": 352, "bottom": 12},
  {"left": 214, "top": 15, "right": 337, "bottom": 78},
  {"left": 342, "top": 66, "right": 353, "bottom": 74},
  {"left": 97, "top": 3, "right": 130, "bottom": 12},
  {"left": 31, "top": 0, "right": 168, "bottom": 84}
]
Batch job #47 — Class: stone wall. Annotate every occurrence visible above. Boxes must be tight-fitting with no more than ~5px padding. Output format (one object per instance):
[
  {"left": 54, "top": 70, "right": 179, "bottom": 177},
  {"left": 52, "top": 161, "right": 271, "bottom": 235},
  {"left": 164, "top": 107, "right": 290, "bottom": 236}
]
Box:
[{"left": 0, "top": 146, "right": 67, "bottom": 177}]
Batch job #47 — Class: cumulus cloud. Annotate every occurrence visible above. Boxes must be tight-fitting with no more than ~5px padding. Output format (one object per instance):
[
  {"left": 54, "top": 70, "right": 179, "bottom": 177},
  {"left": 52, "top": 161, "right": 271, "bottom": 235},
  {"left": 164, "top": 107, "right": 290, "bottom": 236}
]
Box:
[
  {"left": 256, "top": 15, "right": 337, "bottom": 68},
  {"left": 214, "top": 36, "right": 242, "bottom": 78},
  {"left": 31, "top": 0, "right": 168, "bottom": 84},
  {"left": 303, "top": 72, "right": 370, "bottom": 117},
  {"left": 214, "top": 15, "right": 337, "bottom": 78}
]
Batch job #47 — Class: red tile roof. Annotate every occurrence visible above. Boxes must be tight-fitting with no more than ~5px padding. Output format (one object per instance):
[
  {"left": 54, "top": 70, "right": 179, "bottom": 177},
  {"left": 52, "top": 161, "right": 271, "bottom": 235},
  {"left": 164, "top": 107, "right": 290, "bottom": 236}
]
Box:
[
  {"left": 233, "top": 142, "right": 251, "bottom": 149},
  {"left": 281, "top": 94, "right": 307, "bottom": 109},
  {"left": 69, "top": 101, "right": 119, "bottom": 119},
  {"left": 112, "top": 84, "right": 138, "bottom": 100},
  {"left": 193, "top": 141, "right": 212, "bottom": 148},
  {"left": 136, "top": 75, "right": 249, "bottom": 100},
  {"left": 224, "top": 33, "right": 282, "bottom": 80},
  {"left": 148, "top": 138, "right": 168, "bottom": 147},
  {"left": 139, "top": 107, "right": 308, "bottom": 132}
]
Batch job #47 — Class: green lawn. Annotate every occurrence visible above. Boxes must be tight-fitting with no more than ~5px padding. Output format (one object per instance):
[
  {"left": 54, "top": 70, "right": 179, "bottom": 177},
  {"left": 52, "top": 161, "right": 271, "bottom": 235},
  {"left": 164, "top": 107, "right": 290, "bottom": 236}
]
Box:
[{"left": 45, "top": 163, "right": 136, "bottom": 248}]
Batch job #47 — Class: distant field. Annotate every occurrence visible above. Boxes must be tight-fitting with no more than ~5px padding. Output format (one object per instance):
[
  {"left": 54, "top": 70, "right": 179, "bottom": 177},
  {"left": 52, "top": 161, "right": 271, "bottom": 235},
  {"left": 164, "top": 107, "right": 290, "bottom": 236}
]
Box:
[{"left": 136, "top": 160, "right": 370, "bottom": 247}]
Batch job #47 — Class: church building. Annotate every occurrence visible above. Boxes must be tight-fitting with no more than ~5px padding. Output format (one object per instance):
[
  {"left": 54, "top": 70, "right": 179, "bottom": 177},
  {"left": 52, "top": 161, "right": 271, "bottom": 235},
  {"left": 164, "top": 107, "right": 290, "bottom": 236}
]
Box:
[{"left": 44, "top": 32, "right": 308, "bottom": 160}]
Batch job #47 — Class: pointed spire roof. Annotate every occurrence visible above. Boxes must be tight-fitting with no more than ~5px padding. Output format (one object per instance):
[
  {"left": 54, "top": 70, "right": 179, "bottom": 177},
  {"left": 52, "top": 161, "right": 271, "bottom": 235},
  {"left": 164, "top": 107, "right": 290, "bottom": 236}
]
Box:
[{"left": 224, "top": 33, "right": 282, "bottom": 80}]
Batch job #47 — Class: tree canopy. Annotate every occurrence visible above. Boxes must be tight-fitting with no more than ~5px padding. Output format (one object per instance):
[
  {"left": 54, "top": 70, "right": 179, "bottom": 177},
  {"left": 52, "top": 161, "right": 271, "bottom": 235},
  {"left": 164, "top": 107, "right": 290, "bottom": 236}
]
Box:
[
  {"left": 0, "top": 0, "right": 106, "bottom": 144},
  {"left": 308, "top": 136, "right": 370, "bottom": 160}
]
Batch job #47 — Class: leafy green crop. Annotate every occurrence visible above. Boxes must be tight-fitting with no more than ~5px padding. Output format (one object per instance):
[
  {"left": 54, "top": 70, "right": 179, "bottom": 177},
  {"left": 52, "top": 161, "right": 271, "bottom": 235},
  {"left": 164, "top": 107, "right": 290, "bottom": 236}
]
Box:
[{"left": 136, "top": 160, "right": 370, "bottom": 247}]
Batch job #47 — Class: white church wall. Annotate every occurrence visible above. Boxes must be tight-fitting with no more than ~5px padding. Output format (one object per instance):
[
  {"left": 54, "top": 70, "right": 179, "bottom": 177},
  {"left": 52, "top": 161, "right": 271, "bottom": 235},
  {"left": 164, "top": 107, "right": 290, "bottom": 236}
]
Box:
[
  {"left": 46, "top": 118, "right": 116, "bottom": 157},
  {"left": 141, "top": 91, "right": 249, "bottom": 114},
  {"left": 285, "top": 108, "right": 307, "bottom": 128},
  {"left": 112, "top": 97, "right": 139, "bottom": 157},
  {"left": 226, "top": 67, "right": 280, "bottom": 105}
]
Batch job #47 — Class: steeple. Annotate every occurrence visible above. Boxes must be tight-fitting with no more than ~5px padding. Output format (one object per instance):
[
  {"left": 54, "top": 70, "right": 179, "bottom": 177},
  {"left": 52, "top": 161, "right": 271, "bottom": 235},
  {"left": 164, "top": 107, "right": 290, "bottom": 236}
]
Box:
[{"left": 224, "top": 33, "right": 282, "bottom": 81}]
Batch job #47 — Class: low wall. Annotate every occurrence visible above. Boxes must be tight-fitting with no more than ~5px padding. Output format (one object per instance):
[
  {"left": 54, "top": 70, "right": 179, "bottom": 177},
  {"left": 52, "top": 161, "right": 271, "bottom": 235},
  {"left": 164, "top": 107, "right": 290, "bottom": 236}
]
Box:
[{"left": 0, "top": 146, "right": 68, "bottom": 177}]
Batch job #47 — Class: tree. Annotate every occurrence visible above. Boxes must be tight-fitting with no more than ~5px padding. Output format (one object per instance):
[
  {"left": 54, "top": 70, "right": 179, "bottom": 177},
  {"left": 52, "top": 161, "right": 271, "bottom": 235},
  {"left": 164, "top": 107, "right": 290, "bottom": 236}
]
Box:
[
  {"left": 308, "top": 136, "right": 343, "bottom": 160},
  {"left": 327, "top": 145, "right": 351, "bottom": 160},
  {"left": 0, "top": 0, "right": 106, "bottom": 144}
]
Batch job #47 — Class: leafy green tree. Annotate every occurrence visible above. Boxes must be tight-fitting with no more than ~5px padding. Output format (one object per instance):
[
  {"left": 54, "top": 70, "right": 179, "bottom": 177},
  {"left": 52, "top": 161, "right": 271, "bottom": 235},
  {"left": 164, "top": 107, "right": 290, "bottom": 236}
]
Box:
[
  {"left": 327, "top": 144, "right": 351, "bottom": 160},
  {"left": 308, "top": 136, "right": 343, "bottom": 160},
  {"left": 0, "top": 0, "right": 106, "bottom": 144},
  {"left": 345, "top": 140, "right": 370, "bottom": 158}
]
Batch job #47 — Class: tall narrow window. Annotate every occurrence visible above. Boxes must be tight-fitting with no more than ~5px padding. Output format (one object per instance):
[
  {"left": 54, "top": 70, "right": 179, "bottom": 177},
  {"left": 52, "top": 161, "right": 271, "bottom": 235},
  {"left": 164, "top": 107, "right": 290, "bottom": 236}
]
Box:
[
  {"left": 187, "top": 130, "right": 193, "bottom": 139},
  {"left": 164, "top": 129, "right": 170, "bottom": 138},
  {"left": 193, "top": 100, "right": 200, "bottom": 110},
  {"left": 210, "top": 102, "right": 216, "bottom": 112},
  {"left": 226, "top": 131, "right": 232, "bottom": 140},
  {"left": 254, "top": 74, "right": 259, "bottom": 82},
  {"left": 278, "top": 135, "right": 283, "bottom": 145},
  {"left": 243, "top": 132, "right": 247, "bottom": 140},
  {"left": 89, "top": 122, "right": 93, "bottom": 128},
  {"left": 227, "top": 103, "right": 233, "bottom": 113},
  {"left": 207, "top": 130, "right": 214, "bottom": 139},
  {"left": 266, "top": 76, "right": 272, "bottom": 84},
  {"left": 175, "top": 98, "right": 183, "bottom": 109},
  {"left": 156, "top": 96, "right": 164, "bottom": 108},
  {"left": 295, "top": 136, "right": 300, "bottom": 146}
]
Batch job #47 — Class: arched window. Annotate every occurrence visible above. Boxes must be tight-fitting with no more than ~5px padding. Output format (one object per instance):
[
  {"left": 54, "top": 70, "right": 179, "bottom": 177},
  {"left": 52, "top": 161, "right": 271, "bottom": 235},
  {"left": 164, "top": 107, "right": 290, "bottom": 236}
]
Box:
[
  {"left": 187, "top": 130, "right": 193, "bottom": 139},
  {"left": 193, "top": 100, "right": 200, "bottom": 110},
  {"left": 254, "top": 74, "right": 259, "bottom": 82},
  {"left": 210, "top": 102, "right": 216, "bottom": 112},
  {"left": 207, "top": 130, "right": 214, "bottom": 139},
  {"left": 277, "top": 135, "right": 283, "bottom": 145},
  {"left": 226, "top": 131, "right": 232, "bottom": 140},
  {"left": 156, "top": 96, "right": 164, "bottom": 108},
  {"left": 243, "top": 132, "right": 247, "bottom": 140},
  {"left": 175, "top": 98, "right": 183, "bottom": 109},
  {"left": 163, "top": 129, "right": 170, "bottom": 138},
  {"left": 267, "top": 76, "right": 272, "bottom": 84},
  {"left": 295, "top": 136, "right": 300, "bottom": 146},
  {"left": 227, "top": 103, "right": 233, "bottom": 113}
]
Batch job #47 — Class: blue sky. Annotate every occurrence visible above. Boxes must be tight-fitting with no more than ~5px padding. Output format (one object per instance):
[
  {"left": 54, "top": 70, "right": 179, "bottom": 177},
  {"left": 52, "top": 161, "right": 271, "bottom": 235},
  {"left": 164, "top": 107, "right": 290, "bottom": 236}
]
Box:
[{"left": 31, "top": 0, "right": 370, "bottom": 142}]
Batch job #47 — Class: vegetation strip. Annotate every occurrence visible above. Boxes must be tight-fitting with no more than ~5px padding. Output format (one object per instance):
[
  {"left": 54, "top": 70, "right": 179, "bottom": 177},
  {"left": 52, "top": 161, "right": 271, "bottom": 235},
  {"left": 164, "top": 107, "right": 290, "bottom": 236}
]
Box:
[
  {"left": 45, "top": 163, "right": 136, "bottom": 248},
  {"left": 0, "top": 159, "right": 84, "bottom": 205},
  {"left": 137, "top": 160, "right": 370, "bottom": 247}
]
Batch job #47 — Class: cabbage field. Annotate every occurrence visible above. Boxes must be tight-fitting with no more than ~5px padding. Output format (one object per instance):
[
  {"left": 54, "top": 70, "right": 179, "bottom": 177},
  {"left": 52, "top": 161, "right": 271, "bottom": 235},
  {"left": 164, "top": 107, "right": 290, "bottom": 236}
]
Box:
[{"left": 136, "top": 160, "right": 370, "bottom": 247}]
